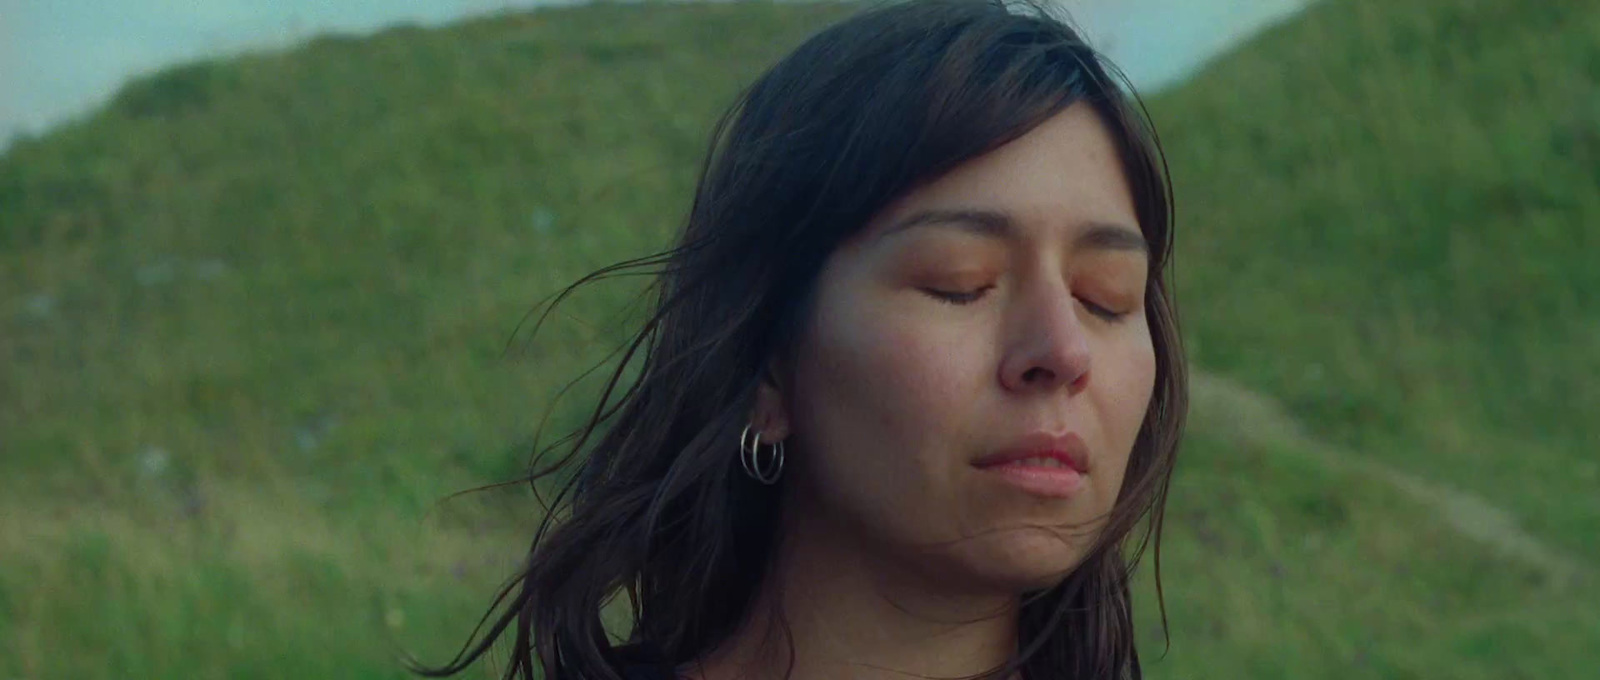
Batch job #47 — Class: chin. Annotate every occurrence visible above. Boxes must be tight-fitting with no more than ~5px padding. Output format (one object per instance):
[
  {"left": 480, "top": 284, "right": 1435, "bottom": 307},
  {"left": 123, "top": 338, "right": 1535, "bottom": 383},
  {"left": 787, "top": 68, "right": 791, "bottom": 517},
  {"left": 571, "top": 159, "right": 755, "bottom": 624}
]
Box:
[{"left": 953, "top": 527, "right": 1099, "bottom": 594}]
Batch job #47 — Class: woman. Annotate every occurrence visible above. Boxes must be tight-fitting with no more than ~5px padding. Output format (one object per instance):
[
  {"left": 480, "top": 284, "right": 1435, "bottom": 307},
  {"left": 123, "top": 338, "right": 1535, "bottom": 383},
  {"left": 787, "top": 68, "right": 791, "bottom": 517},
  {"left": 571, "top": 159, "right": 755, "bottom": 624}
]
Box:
[{"left": 420, "top": 0, "right": 1185, "bottom": 678}]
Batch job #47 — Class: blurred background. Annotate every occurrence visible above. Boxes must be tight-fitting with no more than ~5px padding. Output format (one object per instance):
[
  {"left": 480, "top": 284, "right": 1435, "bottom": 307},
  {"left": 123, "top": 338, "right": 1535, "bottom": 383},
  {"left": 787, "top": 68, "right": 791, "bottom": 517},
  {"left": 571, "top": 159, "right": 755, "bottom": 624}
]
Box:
[{"left": 1, "top": 0, "right": 1595, "bottom": 677}]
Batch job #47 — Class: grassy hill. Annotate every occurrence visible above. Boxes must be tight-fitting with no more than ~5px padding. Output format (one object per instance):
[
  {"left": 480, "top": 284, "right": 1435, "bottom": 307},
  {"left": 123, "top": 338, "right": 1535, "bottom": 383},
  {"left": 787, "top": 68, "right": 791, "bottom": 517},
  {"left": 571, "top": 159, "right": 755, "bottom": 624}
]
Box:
[
  {"left": 2, "top": 0, "right": 1595, "bottom": 677},
  {"left": 1159, "top": 0, "right": 1600, "bottom": 565}
]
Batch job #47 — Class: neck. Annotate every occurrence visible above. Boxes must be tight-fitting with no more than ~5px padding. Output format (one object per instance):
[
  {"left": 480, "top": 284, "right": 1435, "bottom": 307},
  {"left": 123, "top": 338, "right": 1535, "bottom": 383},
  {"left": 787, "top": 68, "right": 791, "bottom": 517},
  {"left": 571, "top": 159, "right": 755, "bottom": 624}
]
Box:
[{"left": 686, "top": 506, "right": 1022, "bottom": 680}]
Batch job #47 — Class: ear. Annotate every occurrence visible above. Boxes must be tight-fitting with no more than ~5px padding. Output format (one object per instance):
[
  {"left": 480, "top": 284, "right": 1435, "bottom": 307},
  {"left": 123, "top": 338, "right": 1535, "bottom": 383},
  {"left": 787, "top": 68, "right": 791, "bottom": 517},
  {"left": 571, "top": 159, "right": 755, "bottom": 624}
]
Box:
[{"left": 750, "top": 357, "right": 792, "bottom": 442}]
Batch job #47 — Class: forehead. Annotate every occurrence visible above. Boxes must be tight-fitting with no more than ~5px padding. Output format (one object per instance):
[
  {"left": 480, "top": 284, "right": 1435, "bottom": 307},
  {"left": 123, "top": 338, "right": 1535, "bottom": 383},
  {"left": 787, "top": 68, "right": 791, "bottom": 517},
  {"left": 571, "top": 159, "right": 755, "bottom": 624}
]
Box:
[{"left": 863, "top": 103, "right": 1138, "bottom": 245}]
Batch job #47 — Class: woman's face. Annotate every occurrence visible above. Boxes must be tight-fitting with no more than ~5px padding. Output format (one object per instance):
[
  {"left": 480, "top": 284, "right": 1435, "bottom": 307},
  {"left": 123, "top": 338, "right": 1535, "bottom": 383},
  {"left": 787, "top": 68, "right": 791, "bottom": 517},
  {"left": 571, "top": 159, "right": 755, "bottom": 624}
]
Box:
[{"left": 769, "top": 103, "right": 1155, "bottom": 593}]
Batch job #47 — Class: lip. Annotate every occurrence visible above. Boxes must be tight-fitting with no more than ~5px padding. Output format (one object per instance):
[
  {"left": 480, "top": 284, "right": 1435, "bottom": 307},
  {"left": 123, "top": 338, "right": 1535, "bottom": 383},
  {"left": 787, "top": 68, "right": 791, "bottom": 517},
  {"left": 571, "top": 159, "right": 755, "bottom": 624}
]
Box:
[{"left": 972, "top": 431, "right": 1091, "bottom": 498}]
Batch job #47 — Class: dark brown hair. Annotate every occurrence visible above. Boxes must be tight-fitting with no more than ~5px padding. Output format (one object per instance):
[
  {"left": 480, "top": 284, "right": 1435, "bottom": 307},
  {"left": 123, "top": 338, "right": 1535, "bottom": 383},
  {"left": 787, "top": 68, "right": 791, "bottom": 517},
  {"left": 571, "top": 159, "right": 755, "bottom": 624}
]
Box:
[{"left": 417, "top": 0, "right": 1184, "bottom": 677}]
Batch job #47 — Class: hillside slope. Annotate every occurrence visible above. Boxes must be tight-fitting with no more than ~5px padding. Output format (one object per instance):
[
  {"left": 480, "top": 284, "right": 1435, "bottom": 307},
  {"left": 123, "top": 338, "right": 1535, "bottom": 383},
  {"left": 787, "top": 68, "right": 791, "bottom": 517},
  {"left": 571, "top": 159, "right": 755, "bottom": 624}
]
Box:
[
  {"left": 2, "top": 0, "right": 1595, "bottom": 677},
  {"left": 1152, "top": 0, "right": 1599, "bottom": 562}
]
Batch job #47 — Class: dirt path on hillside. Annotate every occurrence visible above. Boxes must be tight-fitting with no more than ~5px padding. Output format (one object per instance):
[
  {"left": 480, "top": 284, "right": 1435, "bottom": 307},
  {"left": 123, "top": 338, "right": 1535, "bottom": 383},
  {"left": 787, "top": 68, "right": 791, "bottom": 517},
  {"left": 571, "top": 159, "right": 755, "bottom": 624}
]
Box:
[{"left": 1190, "top": 370, "right": 1586, "bottom": 588}]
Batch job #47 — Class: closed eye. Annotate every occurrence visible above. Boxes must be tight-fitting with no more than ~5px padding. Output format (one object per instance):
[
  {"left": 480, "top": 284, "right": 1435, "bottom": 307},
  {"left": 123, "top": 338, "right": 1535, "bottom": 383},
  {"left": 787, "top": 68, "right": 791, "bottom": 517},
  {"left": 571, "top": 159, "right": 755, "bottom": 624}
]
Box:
[
  {"left": 923, "top": 286, "right": 994, "bottom": 305},
  {"left": 1078, "top": 297, "right": 1128, "bottom": 322}
]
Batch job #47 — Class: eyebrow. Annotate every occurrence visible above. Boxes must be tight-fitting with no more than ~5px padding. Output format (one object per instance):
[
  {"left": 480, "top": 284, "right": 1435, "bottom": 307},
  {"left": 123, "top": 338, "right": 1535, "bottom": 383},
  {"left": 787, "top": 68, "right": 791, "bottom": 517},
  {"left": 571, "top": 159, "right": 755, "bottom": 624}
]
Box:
[{"left": 877, "top": 208, "right": 1148, "bottom": 255}]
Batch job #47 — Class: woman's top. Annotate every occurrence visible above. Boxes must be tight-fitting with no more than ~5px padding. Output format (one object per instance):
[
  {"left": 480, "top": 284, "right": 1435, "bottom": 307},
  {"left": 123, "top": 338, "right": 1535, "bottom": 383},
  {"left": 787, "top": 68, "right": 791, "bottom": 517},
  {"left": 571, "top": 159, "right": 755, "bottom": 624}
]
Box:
[{"left": 623, "top": 664, "right": 677, "bottom": 680}]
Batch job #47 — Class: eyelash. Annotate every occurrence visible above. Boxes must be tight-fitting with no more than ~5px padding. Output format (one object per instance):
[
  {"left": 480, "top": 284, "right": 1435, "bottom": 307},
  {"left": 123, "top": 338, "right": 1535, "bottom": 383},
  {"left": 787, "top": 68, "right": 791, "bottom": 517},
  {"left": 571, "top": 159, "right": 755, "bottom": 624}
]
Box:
[
  {"left": 1082, "top": 300, "right": 1127, "bottom": 322},
  {"left": 922, "top": 286, "right": 1128, "bottom": 321},
  {"left": 923, "top": 286, "right": 994, "bottom": 306}
]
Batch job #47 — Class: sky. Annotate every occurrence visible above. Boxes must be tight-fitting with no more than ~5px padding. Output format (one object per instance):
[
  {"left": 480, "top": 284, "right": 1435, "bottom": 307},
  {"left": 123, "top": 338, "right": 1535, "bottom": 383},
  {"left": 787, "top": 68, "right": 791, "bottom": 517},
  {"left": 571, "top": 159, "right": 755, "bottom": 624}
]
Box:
[{"left": 0, "top": 0, "right": 1311, "bottom": 143}]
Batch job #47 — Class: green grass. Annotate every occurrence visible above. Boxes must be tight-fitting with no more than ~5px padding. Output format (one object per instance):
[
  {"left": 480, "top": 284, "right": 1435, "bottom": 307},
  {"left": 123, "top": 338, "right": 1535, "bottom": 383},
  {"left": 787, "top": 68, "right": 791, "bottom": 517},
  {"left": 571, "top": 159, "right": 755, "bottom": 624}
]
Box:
[
  {"left": 1, "top": 0, "right": 1595, "bottom": 677},
  {"left": 1156, "top": 0, "right": 1600, "bottom": 566}
]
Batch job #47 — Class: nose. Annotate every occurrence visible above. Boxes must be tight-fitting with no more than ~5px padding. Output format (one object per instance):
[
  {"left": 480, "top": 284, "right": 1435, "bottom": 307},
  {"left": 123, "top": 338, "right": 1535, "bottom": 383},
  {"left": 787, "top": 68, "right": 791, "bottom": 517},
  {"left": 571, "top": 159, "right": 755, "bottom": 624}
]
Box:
[{"left": 999, "top": 281, "right": 1091, "bottom": 394}]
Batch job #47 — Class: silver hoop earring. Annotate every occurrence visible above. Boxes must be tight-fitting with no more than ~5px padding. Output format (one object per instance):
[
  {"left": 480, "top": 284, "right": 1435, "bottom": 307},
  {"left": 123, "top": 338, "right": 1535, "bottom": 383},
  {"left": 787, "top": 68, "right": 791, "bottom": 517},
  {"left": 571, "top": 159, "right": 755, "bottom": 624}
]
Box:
[{"left": 739, "top": 423, "right": 784, "bottom": 485}]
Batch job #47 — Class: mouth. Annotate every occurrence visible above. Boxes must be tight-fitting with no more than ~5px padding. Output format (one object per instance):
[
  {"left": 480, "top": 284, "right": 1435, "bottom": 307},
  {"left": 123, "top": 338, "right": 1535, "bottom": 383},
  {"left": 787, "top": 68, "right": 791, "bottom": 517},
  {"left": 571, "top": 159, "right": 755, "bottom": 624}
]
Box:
[{"left": 972, "top": 432, "right": 1090, "bottom": 499}]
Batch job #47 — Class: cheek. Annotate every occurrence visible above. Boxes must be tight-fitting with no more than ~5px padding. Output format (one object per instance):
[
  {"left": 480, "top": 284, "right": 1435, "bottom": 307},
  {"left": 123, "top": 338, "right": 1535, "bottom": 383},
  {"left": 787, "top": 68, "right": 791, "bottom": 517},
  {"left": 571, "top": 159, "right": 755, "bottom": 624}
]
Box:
[
  {"left": 787, "top": 287, "right": 984, "bottom": 523},
  {"left": 1091, "top": 322, "right": 1157, "bottom": 489},
  {"left": 795, "top": 301, "right": 977, "bottom": 460}
]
